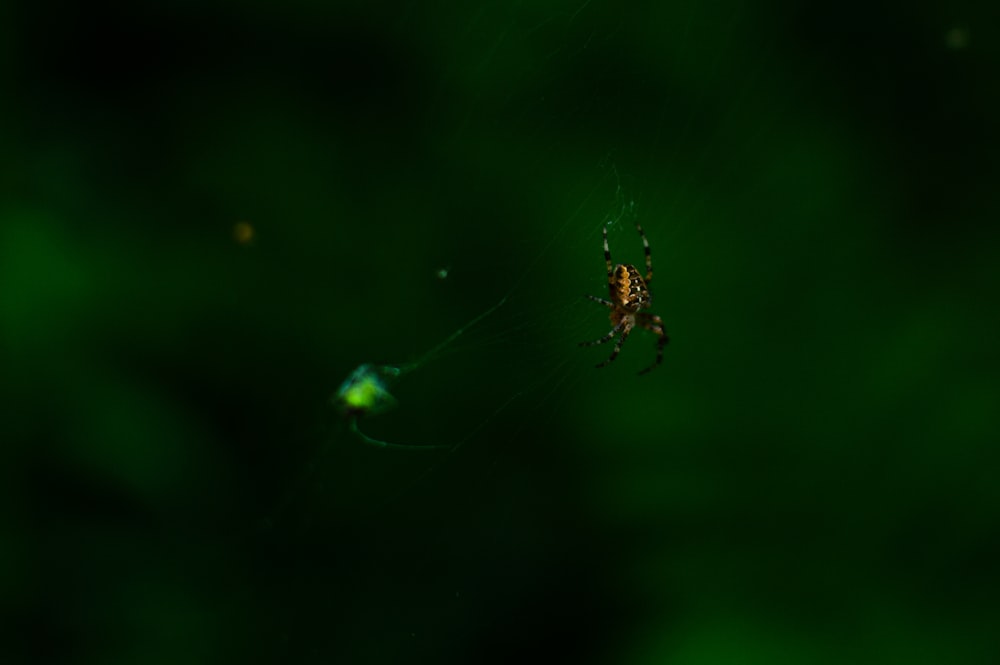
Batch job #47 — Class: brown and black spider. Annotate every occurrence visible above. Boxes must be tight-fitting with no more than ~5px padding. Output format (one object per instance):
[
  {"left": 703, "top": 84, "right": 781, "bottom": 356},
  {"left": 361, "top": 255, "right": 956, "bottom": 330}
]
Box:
[{"left": 580, "top": 221, "right": 669, "bottom": 374}]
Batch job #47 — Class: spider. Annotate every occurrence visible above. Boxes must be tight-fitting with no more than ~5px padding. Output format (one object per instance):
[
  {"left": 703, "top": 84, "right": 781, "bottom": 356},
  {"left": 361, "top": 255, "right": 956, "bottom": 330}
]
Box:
[{"left": 580, "top": 221, "right": 669, "bottom": 374}]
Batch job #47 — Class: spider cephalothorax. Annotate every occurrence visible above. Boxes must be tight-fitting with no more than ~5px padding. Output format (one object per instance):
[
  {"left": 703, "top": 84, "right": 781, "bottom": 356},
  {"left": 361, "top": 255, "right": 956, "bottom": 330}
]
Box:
[{"left": 580, "top": 222, "right": 669, "bottom": 374}]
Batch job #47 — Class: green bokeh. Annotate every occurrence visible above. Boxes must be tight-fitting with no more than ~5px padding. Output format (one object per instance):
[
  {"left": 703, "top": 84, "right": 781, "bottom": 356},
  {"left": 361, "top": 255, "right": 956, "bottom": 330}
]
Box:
[{"left": 4, "top": 1, "right": 999, "bottom": 664}]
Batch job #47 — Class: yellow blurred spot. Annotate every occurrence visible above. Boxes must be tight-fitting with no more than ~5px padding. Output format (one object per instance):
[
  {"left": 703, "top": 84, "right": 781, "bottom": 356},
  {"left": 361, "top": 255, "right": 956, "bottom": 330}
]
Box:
[
  {"left": 944, "top": 26, "right": 969, "bottom": 50},
  {"left": 233, "top": 221, "right": 255, "bottom": 245}
]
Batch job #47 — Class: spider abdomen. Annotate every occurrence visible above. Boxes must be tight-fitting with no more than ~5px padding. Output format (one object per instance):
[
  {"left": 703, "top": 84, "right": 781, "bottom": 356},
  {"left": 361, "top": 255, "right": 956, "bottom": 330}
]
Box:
[{"left": 613, "top": 264, "right": 651, "bottom": 311}]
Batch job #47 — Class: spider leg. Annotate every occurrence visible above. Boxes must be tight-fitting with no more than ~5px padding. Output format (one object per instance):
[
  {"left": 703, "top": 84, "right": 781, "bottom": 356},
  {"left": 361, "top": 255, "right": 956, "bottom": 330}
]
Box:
[
  {"left": 579, "top": 319, "right": 625, "bottom": 347},
  {"left": 636, "top": 313, "right": 669, "bottom": 375},
  {"left": 585, "top": 295, "right": 615, "bottom": 308},
  {"left": 601, "top": 225, "right": 619, "bottom": 300},
  {"left": 596, "top": 324, "right": 633, "bottom": 368},
  {"left": 603, "top": 226, "right": 613, "bottom": 284},
  {"left": 635, "top": 221, "right": 652, "bottom": 283}
]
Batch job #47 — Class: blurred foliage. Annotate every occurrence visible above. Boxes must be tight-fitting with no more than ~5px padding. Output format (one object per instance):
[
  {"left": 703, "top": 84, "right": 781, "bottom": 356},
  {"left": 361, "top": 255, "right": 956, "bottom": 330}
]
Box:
[{"left": 3, "top": 0, "right": 999, "bottom": 664}]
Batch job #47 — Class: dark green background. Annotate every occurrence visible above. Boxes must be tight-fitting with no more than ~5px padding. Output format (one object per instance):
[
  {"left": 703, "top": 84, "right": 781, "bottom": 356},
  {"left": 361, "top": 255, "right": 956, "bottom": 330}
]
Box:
[{"left": 3, "top": 1, "right": 999, "bottom": 663}]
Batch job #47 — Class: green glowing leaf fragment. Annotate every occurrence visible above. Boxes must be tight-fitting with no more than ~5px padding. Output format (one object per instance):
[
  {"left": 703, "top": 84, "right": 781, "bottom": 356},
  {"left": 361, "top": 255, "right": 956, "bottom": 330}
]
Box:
[{"left": 333, "top": 364, "right": 398, "bottom": 416}]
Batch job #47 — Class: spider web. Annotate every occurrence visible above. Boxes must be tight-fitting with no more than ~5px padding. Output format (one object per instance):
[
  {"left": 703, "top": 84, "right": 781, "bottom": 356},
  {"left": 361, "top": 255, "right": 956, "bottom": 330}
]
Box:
[
  {"left": 265, "top": 1, "right": 778, "bottom": 659},
  {"left": 310, "top": 0, "right": 771, "bottom": 477}
]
